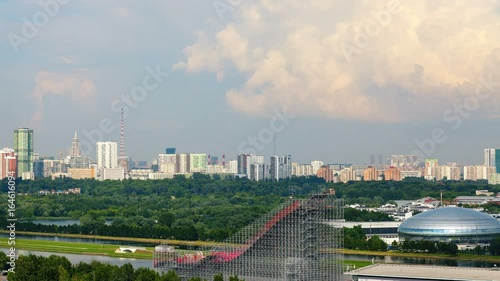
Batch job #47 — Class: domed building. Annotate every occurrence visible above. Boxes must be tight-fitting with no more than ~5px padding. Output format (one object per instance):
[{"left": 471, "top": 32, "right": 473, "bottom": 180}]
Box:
[{"left": 398, "top": 207, "right": 500, "bottom": 244}]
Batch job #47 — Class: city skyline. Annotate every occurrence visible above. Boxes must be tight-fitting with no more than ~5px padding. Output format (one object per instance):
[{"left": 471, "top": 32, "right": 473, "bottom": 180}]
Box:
[{"left": 1, "top": 1, "right": 500, "bottom": 165}]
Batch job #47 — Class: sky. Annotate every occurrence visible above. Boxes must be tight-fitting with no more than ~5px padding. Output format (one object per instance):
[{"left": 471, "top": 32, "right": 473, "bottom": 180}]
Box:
[{"left": 1, "top": 0, "right": 500, "bottom": 165}]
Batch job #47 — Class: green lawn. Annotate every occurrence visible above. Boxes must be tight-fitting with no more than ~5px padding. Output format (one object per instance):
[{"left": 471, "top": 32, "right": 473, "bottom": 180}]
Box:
[
  {"left": 0, "top": 238, "right": 154, "bottom": 260},
  {"left": 344, "top": 259, "right": 372, "bottom": 269}
]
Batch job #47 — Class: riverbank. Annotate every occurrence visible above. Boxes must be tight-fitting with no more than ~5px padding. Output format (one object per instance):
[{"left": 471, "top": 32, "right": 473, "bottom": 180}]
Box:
[
  {"left": 0, "top": 230, "right": 219, "bottom": 248},
  {"left": 340, "top": 249, "right": 500, "bottom": 263}
]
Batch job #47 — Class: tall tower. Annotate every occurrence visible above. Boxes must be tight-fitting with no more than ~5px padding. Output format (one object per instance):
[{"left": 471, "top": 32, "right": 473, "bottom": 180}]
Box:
[
  {"left": 118, "top": 108, "right": 129, "bottom": 172},
  {"left": 71, "top": 131, "right": 81, "bottom": 158},
  {"left": 14, "top": 128, "right": 34, "bottom": 177}
]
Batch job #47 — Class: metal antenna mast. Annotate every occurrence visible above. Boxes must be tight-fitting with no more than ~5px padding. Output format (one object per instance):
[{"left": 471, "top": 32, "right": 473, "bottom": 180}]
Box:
[{"left": 120, "top": 108, "right": 125, "bottom": 158}]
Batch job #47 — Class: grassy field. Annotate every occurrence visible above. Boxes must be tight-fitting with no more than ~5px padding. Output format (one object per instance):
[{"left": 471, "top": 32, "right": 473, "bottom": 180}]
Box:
[
  {"left": 344, "top": 259, "right": 372, "bottom": 269},
  {"left": 0, "top": 238, "right": 154, "bottom": 260}
]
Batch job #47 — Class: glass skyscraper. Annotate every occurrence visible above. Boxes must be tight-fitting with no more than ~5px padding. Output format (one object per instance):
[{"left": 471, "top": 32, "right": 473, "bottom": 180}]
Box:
[{"left": 14, "top": 128, "right": 34, "bottom": 177}]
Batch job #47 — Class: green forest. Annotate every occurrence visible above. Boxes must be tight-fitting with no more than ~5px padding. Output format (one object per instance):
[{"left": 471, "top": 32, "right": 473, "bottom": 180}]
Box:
[{"left": 1, "top": 176, "right": 499, "bottom": 241}]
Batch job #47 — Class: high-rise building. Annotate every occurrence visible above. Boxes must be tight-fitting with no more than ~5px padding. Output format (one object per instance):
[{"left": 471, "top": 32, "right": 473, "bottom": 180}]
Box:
[
  {"left": 270, "top": 155, "right": 292, "bottom": 181},
  {"left": 176, "top": 153, "right": 188, "bottom": 174},
  {"left": 311, "top": 160, "right": 324, "bottom": 174},
  {"left": 189, "top": 153, "right": 207, "bottom": 173},
  {"left": 425, "top": 158, "right": 439, "bottom": 177},
  {"left": 363, "top": 166, "right": 378, "bottom": 181},
  {"left": 237, "top": 154, "right": 264, "bottom": 178},
  {"left": 495, "top": 149, "right": 500, "bottom": 173},
  {"left": 437, "top": 163, "right": 461, "bottom": 181},
  {"left": 71, "top": 131, "right": 81, "bottom": 158},
  {"left": 464, "top": 165, "right": 496, "bottom": 181},
  {"left": 166, "top": 148, "right": 176, "bottom": 154},
  {"left": 14, "top": 128, "right": 34, "bottom": 177},
  {"left": 96, "top": 141, "right": 118, "bottom": 169},
  {"left": 485, "top": 148, "right": 496, "bottom": 166},
  {"left": 0, "top": 147, "right": 17, "bottom": 179},
  {"left": 228, "top": 160, "right": 238, "bottom": 175},
  {"left": 316, "top": 166, "right": 334, "bottom": 182},
  {"left": 249, "top": 163, "right": 266, "bottom": 181},
  {"left": 158, "top": 154, "right": 176, "bottom": 173},
  {"left": 384, "top": 166, "right": 401, "bottom": 181},
  {"left": 339, "top": 167, "right": 356, "bottom": 183}
]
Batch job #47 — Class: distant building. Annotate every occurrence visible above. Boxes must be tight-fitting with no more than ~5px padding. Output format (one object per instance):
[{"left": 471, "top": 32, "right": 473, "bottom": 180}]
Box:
[
  {"left": 149, "top": 172, "right": 175, "bottom": 180},
  {"left": 166, "top": 147, "right": 176, "bottom": 154},
  {"left": 71, "top": 131, "right": 81, "bottom": 157},
  {"left": 101, "top": 168, "right": 125, "bottom": 180},
  {"left": 437, "top": 163, "right": 461, "bottom": 181},
  {"left": 189, "top": 153, "right": 207, "bottom": 173},
  {"left": 176, "top": 153, "right": 188, "bottom": 174},
  {"left": 129, "top": 169, "right": 152, "bottom": 180},
  {"left": 495, "top": 149, "right": 500, "bottom": 173},
  {"left": 316, "top": 166, "right": 334, "bottom": 182},
  {"left": 269, "top": 155, "right": 292, "bottom": 181},
  {"left": 96, "top": 142, "right": 118, "bottom": 169},
  {"left": 464, "top": 165, "right": 496, "bottom": 181},
  {"left": 484, "top": 148, "right": 495, "bottom": 166},
  {"left": 206, "top": 164, "right": 226, "bottom": 174},
  {"left": 311, "top": 160, "right": 324, "bottom": 174},
  {"left": 400, "top": 170, "right": 421, "bottom": 180},
  {"left": 292, "top": 163, "right": 314, "bottom": 176},
  {"left": 390, "top": 155, "right": 419, "bottom": 167},
  {"left": 339, "top": 167, "right": 356, "bottom": 183},
  {"left": 488, "top": 173, "right": 500, "bottom": 184},
  {"left": 0, "top": 147, "right": 17, "bottom": 179},
  {"left": 228, "top": 160, "right": 238, "bottom": 175},
  {"left": 158, "top": 154, "right": 176, "bottom": 172},
  {"left": 237, "top": 154, "right": 264, "bottom": 178},
  {"left": 68, "top": 168, "right": 95, "bottom": 179},
  {"left": 209, "top": 156, "right": 219, "bottom": 165},
  {"left": 385, "top": 166, "right": 401, "bottom": 181},
  {"left": 363, "top": 166, "right": 378, "bottom": 181},
  {"left": 424, "top": 158, "right": 439, "bottom": 179},
  {"left": 14, "top": 128, "right": 34, "bottom": 177},
  {"left": 249, "top": 163, "right": 266, "bottom": 181}
]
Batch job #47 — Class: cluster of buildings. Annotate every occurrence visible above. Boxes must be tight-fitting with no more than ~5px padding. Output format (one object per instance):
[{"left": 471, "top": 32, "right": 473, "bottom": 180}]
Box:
[{"left": 5, "top": 127, "right": 500, "bottom": 185}]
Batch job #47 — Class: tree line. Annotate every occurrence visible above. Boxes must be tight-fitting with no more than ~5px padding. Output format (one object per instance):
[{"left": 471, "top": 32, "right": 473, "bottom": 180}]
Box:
[{"left": 4, "top": 253, "right": 244, "bottom": 281}]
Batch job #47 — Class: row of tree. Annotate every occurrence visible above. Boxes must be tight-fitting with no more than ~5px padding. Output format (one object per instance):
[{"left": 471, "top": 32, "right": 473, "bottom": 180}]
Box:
[
  {"left": 343, "top": 226, "right": 388, "bottom": 251},
  {"left": 3, "top": 253, "right": 244, "bottom": 281},
  {"left": 392, "top": 240, "right": 459, "bottom": 255}
]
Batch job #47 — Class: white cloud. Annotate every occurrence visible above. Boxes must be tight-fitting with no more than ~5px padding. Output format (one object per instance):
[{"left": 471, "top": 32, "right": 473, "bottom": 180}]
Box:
[
  {"left": 59, "top": 56, "right": 78, "bottom": 64},
  {"left": 31, "top": 72, "right": 97, "bottom": 126},
  {"left": 176, "top": 0, "right": 500, "bottom": 122}
]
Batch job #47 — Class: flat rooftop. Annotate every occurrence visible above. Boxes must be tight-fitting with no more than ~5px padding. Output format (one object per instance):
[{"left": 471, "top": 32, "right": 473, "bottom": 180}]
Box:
[{"left": 346, "top": 264, "right": 500, "bottom": 281}]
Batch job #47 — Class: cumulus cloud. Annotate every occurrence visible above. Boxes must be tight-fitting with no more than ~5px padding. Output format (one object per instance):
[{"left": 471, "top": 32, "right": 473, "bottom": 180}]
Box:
[
  {"left": 31, "top": 72, "right": 97, "bottom": 126},
  {"left": 176, "top": 0, "right": 500, "bottom": 122}
]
